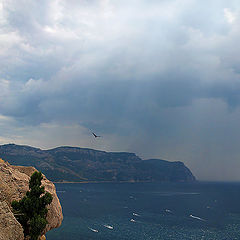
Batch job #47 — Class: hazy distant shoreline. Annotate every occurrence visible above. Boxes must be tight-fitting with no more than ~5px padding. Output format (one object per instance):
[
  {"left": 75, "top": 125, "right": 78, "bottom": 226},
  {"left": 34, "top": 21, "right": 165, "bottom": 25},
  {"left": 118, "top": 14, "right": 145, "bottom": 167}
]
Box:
[
  {"left": 53, "top": 180, "right": 153, "bottom": 184},
  {"left": 53, "top": 180, "right": 191, "bottom": 184}
]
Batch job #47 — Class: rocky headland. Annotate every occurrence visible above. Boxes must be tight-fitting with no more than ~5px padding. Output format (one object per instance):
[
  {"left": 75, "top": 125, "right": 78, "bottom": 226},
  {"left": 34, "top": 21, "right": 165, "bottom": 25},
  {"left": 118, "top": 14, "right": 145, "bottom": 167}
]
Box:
[{"left": 0, "top": 144, "right": 196, "bottom": 183}]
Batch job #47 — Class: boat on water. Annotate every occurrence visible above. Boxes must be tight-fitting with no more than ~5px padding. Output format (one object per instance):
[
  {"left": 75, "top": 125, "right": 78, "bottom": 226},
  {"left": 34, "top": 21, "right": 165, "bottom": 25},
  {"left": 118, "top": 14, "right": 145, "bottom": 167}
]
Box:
[
  {"left": 88, "top": 227, "right": 99, "bottom": 232},
  {"left": 189, "top": 214, "right": 206, "bottom": 221},
  {"left": 104, "top": 224, "right": 113, "bottom": 229},
  {"left": 133, "top": 213, "right": 140, "bottom": 217}
]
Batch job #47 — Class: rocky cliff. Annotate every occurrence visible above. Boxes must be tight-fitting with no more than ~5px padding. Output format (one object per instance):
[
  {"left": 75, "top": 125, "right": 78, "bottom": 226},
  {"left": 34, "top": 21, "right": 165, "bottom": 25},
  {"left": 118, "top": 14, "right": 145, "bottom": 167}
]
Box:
[
  {"left": 0, "top": 160, "right": 63, "bottom": 240},
  {"left": 0, "top": 144, "right": 196, "bottom": 182}
]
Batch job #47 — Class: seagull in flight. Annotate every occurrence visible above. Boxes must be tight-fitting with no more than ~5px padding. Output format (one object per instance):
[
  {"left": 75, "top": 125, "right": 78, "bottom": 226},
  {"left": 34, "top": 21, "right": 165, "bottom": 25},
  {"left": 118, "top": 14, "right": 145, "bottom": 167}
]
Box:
[{"left": 92, "top": 132, "right": 101, "bottom": 138}]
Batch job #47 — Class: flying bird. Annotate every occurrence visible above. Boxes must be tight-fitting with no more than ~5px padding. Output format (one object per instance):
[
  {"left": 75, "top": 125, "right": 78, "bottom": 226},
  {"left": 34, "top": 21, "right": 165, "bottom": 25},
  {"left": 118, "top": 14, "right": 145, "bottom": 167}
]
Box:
[{"left": 92, "top": 132, "right": 101, "bottom": 138}]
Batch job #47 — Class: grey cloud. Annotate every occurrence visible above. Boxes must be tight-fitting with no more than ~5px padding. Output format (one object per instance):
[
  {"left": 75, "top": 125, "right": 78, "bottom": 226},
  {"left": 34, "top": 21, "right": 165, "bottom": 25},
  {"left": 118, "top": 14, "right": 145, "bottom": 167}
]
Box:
[{"left": 1, "top": 0, "right": 240, "bottom": 180}]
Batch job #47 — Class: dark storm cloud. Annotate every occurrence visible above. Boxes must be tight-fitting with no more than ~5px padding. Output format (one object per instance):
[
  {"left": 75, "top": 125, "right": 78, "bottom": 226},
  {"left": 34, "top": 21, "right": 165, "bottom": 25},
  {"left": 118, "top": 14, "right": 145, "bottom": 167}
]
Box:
[{"left": 1, "top": 0, "right": 240, "bottom": 180}]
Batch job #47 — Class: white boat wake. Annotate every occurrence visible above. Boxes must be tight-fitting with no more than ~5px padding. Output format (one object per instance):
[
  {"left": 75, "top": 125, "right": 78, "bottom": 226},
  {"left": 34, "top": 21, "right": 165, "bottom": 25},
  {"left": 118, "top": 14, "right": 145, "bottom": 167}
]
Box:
[
  {"left": 189, "top": 214, "right": 206, "bottom": 221},
  {"left": 104, "top": 224, "right": 113, "bottom": 230},
  {"left": 133, "top": 213, "right": 140, "bottom": 217},
  {"left": 88, "top": 227, "right": 99, "bottom": 232}
]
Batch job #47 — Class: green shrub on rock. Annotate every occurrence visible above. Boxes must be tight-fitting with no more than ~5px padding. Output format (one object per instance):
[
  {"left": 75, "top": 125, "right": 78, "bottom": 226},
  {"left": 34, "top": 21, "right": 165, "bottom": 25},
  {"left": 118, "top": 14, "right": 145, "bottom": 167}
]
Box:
[{"left": 12, "top": 171, "right": 53, "bottom": 240}]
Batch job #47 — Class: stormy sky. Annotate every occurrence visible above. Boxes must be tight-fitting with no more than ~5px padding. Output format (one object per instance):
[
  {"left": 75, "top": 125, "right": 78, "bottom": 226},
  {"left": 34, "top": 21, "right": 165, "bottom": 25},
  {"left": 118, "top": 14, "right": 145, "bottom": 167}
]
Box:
[{"left": 0, "top": 0, "right": 240, "bottom": 181}]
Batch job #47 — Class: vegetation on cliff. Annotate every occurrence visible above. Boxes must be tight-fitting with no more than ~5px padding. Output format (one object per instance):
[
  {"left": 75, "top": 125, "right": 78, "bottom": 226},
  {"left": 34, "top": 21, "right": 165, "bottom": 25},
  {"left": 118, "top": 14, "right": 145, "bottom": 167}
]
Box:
[
  {"left": 0, "top": 144, "right": 196, "bottom": 182},
  {"left": 12, "top": 171, "right": 53, "bottom": 240}
]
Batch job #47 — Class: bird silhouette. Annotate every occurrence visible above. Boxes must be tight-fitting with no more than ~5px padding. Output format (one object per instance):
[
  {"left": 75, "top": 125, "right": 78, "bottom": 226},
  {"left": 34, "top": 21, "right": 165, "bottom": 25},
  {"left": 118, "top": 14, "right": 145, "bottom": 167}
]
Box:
[{"left": 92, "top": 132, "right": 101, "bottom": 138}]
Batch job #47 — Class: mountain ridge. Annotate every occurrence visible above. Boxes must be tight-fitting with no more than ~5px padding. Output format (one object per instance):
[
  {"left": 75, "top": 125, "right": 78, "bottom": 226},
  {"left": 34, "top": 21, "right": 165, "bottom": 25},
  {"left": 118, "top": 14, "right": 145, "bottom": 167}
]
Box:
[{"left": 0, "top": 143, "right": 196, "bottom": 182}]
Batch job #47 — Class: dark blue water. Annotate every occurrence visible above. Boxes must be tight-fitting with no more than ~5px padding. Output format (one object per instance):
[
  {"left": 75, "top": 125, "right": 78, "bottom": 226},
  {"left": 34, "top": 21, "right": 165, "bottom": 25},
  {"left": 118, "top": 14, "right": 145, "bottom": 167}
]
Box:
[{"left": 46, "top": 182, "right": 240, "bottom": 240}]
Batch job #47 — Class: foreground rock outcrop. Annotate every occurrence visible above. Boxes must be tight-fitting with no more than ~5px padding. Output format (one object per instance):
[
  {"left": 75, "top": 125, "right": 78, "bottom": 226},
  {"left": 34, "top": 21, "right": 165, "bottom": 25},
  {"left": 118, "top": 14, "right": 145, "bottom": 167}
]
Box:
[
  {"left": 0, "top": 160, "right": 63, "bottom": 240},
  {"left": 0, "top": 201, "right": 24, "bottom": 240}
]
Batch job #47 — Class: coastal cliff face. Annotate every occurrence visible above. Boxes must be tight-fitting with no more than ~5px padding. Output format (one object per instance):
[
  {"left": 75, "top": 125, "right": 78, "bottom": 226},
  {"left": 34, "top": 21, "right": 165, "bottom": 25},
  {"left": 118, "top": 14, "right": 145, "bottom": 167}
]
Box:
[
  {"left": 0, "top": 144, "right": 196, "bottom": 182},
  {"left": 0, "top": 160, "right": 63, "bottom": 240}
]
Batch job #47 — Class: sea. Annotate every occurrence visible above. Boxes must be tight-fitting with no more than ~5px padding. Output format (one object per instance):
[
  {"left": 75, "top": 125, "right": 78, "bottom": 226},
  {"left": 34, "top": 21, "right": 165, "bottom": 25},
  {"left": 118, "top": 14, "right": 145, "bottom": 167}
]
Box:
[{"left": 46, "top": 182, "right": 240, "bottom": 240}]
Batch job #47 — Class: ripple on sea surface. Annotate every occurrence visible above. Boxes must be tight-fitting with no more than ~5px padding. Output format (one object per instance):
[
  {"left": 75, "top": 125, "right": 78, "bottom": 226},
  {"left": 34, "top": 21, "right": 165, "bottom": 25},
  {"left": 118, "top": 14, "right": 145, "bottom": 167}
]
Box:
[{"left": 46, "top": 182, "right": 240, "bottom": 240}]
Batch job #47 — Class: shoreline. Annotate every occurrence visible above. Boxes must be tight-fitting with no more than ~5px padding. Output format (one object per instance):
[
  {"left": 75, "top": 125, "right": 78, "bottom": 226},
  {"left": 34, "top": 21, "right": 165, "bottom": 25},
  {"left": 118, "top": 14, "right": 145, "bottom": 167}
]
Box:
[
  {"left": 53, "top": 180, "right": 194, "bottom": 184},
  {"left": 53, "top": 180, "right": 154, "bottom": 184}
]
